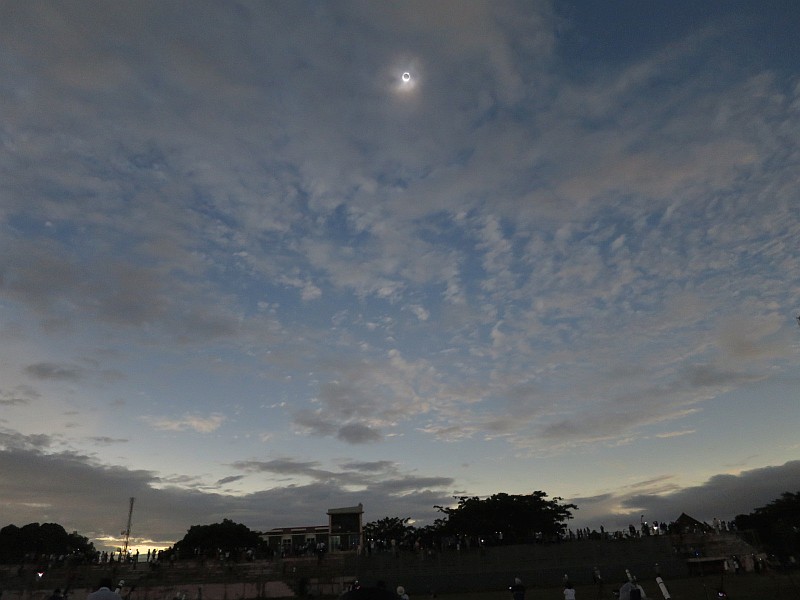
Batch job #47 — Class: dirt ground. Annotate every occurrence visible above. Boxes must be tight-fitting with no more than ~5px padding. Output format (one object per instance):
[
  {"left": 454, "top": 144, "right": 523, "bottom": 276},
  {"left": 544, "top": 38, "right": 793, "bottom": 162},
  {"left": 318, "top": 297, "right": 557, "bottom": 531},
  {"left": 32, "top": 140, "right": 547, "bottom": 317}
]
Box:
[{"left": 437, "top": 573, "right": 800, "bottom": 600}]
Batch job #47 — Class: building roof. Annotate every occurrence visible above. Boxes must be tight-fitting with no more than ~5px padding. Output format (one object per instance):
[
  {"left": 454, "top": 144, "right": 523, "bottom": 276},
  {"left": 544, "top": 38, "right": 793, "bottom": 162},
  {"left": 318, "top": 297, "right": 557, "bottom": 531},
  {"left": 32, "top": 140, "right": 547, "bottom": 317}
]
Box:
[
  {"left": 262, "top": 525, "right": 329, "bottom": 535},
  {"left": 675, "top": 512, "right": 715, "bottom": 533},
  {"left": 327, "top": 503, "right": 363, "bottom": 515}
]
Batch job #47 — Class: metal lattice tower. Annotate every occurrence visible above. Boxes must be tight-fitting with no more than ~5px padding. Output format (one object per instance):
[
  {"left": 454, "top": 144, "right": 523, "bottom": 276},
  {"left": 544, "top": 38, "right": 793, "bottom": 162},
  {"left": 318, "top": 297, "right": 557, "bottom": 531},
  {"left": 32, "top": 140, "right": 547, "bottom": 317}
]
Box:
[{"left": 122, "top": 497, "right": 135, "bottom": 555}]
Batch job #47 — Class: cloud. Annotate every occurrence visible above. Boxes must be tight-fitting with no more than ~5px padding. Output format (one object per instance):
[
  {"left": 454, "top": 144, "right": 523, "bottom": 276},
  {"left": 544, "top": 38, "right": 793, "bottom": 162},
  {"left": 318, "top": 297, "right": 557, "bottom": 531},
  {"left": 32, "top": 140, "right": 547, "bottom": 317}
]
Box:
[
  {"left": 408, "top": 304, "right": 430, "bottom": 322},
  {"left": 0, "top": 385, "right": 39, "bottom": 406},
  {"left": 229, "top": 457, "right": 455, "bottom": 498},
  {"left": 716, "top": 315, "right": 792, "bottom": 360},
  {"left": 216, "top": 475, "right": 245, "bottom": 486},
  {"left": 2, "top": 240, "right": 170, "bottom": 329},
  {"left": 143, "top": 414, "right": 226, "bottom": 434},
  {"left": 569, "top": 461, "right": 800, "bottom": 531},
  {"left": 682, "top": 364, "right": 761, "bottom": 388},
  {"left": 0, "top": 429, "right": 56, "bottom": 452},
  {"left": 339, "top": 460, "right": 397, "bottom": 473},
  {"left": 375, "top": 476, "right": 456, "bottom": 494},
  {"left": 292, "top": 409, "right": 338, "bottom": 437},
  {"left": 232, "top": 458, "right": 330, "bottom": 478},
  {"left": 24, "top": 362, "right": 85, "bottom": 381},
  {"left": 87, "top": 436, "right": 129, "bottom": 445},
  {"left": 279, "top": 275, "right": 323, "bottom": 302},
  {"left": 654, "top": 430, "right": 695, "bottom": 439},
  {"left": 288, "top": 352, "right": 437, "bottom": 443},
  {"left": 337, "top": 423, "right": 382, "bottom": 444}
]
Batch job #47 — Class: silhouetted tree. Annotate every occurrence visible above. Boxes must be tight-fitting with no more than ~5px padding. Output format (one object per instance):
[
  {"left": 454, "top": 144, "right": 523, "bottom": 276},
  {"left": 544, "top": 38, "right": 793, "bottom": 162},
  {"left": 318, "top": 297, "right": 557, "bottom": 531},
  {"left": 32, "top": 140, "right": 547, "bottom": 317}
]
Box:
[
  {"left": 734, "top": 491, "right": 800, "bottom": 560},
  {"left": 172, "top": 518, "right": 262, "bottom": 559},
  {"left": 363, "top": 516, "right": 415, "bottom": 546},
  {"left": 0, "top": 523, "right": 94, "bottom": 564},
  {"left": 435, "top": 491, "right": 576, "bottom": 544}
]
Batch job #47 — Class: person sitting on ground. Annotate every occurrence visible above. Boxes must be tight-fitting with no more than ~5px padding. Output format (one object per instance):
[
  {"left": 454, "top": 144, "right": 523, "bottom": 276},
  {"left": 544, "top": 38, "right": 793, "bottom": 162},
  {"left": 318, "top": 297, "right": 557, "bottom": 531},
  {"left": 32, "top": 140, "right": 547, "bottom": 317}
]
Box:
[
  {"left": 619, "top": 580, "right": 646, "bottom": 600},
  {"left": 563, "top": 582, "right": 576, "bottom": 600},
  {"left": 510, "top": 578, "right": 525, "bottom": 600},
  {"left": 618, "top": 580, "right": 634, "bottom": 600},
  {"left": 87, "top": 579, "right": 121, "bottom": 600}
]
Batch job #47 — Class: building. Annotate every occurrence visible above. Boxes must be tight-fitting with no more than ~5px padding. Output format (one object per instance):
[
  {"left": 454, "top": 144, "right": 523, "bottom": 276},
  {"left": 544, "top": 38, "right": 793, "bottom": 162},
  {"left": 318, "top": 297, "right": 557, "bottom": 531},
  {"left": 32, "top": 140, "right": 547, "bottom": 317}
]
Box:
[
  {"left": 327, "top": 503, "right": 364, "bottom": 551},
  {"left": 261, "top": 525, "right": 330, "bottom": 554},
  {"left": 262, "top": 504, "right": 364, "bottom": 554},
  {"left": 674, "top": 512, "right": 715, "bottom": 534}
]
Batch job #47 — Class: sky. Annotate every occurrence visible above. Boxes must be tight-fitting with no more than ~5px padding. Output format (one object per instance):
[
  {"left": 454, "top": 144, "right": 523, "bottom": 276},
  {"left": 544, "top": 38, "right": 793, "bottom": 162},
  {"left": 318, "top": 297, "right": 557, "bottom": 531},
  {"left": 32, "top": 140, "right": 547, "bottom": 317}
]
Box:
[{"left": 1, "top": 1, "right": 799, "bottom": 552}]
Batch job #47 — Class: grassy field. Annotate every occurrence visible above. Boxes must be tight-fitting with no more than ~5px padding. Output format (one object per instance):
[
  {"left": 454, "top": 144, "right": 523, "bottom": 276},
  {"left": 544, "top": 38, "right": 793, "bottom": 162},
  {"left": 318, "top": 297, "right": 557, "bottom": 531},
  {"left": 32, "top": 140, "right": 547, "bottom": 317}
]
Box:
[{"left": 437, "top": 573, "right": 800, "bottom": 600}]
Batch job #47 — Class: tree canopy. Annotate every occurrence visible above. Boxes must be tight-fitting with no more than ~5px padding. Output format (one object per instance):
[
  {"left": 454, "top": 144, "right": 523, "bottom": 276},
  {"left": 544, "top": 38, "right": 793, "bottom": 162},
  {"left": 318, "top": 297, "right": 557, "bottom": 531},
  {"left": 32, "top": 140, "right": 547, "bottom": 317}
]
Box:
[
  {"left": 734, "top": 491, "right": 800, "bottom": 559},
  {"left": 0, "top": 522, "right": 95, "bottom": 564},
  {"left": 363, "top": 516, "right": 415, "bottom": 545},
  {"left": 434, "top": 491, "right": 577, "bottom": 543},
  {"left": 172, "top": 518, "right": 262, "bottom": 557}
]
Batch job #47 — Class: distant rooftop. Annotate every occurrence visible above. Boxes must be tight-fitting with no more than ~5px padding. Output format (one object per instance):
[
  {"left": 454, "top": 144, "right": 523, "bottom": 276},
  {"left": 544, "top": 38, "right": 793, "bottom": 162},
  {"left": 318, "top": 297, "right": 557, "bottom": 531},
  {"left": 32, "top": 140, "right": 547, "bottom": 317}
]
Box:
[{"left": 327, "top": 503, "right": 363, "bottom": 515}]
